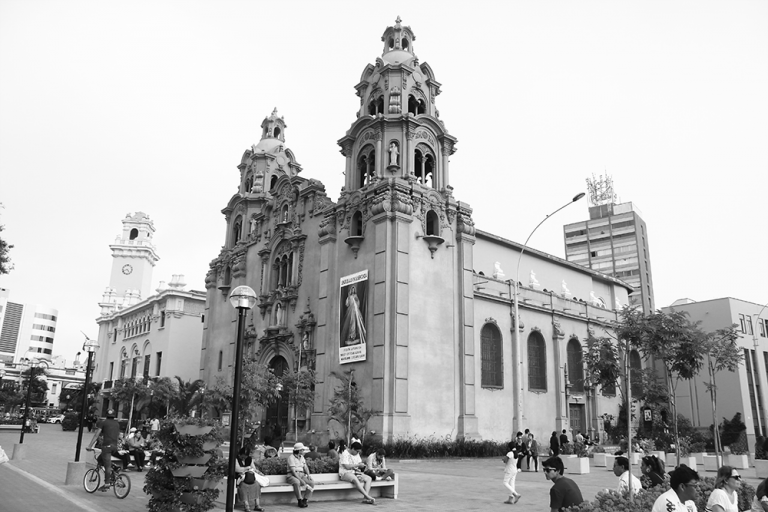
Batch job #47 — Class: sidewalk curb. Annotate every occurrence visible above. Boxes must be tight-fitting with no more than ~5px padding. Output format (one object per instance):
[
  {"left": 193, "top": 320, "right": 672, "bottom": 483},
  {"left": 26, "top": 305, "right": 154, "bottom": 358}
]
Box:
[{"left": 3, "top": 462, "right": 102, "bottom": 512}]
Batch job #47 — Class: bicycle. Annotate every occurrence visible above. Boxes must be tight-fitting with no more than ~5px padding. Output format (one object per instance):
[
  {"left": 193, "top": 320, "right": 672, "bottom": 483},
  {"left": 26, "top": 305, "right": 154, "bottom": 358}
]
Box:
[{"left": 83, "top": 448, "right": 131, "bottom": 499}]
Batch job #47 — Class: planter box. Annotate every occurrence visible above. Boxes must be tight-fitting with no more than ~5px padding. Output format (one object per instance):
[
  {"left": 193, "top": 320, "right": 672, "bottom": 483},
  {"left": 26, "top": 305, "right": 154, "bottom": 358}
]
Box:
[
  {"left": 727, "top": 454, "right": 749, "bottom": 469},
  {"left": 755, "top": 459, "right": 768, "bottom": 478},
  {"left": 703, "top": 455, "right": 723, "bottom": 472},
  {"left": 604, "top": 454, "right": 616, "bottom": 470},
  {"left": 177, "top": 454, "right": 212, "bottom": 465},
  {"left": 180, "top": 492, "right": 203, "bottom": 505},
  {"left": 592, "top": 453, "right": 608, "bottom": 467},
  {"left": 190, "top": 477, "right": 221, "bottom": 491},
  {"left": 652, "top": 451, "right": 666, "bottom": 465},
  {"left": 693, "top": 452, "right": 707, "bottom": 466},
  {"left": 566, "top": 457, "right": 590, "bottom": 475},
  {"left": 680, "top": 456, "right": 697, "bottom": 468},
  {"left": 171, "top": 465, "right": 209, "bottom": 478},
  {"left": 174, "top": 424, "right": 213, "bottom": 436},
  {"left": 202, "top": 441, "right": 218, "bottom": 452},
  {"left": 666, "top": 453, "right": 678, "bottom": 467}
]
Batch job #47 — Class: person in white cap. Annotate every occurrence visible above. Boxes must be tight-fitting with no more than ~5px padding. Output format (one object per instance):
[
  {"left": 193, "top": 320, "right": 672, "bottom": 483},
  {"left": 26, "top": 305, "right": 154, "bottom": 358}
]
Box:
[{"left": 287, "top": 442, "right": 314, "bottom": 508}]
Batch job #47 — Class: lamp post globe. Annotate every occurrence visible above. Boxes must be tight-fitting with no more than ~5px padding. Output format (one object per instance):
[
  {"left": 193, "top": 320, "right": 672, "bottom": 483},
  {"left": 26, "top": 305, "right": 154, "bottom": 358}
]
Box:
[{"left": 225, "top": 285, "right": 256, "bottom": 512}]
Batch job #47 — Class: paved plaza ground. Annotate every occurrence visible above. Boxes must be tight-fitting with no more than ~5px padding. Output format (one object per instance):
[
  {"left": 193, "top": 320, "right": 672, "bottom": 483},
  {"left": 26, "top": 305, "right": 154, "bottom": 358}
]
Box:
[{"left": 1, "top": 423, "right": 764, "bottom": 511}]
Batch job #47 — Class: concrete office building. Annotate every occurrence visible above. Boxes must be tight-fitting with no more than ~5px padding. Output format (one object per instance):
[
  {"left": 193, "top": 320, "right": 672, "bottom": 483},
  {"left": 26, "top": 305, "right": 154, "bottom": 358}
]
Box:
[
  {"left": 199, "top": 19, "right": 633, "bottom": 443},
  {"left": 563, "top": 177, "right": 655, "bottom": 314},
  {"left": 91, "top": 213, "right": 205, "bottom": 417},
  {"left": 0, "top": 288, "right": 59, "bottom": 363},
  {"left": 664, "top": 297, "right": 768, "bottom": 447}
]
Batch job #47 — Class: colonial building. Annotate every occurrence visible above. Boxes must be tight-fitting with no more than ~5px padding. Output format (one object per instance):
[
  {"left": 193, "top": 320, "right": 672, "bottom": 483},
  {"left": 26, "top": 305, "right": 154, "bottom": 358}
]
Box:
[
  {"left": 664, "top": 297, "right": 768, "bottom": 447},
  {"left": 200, "top": 19, "right": 632, "bottom": 443},
  {"left": 91, "top": 213, "right": 205, "bottom": 417}
]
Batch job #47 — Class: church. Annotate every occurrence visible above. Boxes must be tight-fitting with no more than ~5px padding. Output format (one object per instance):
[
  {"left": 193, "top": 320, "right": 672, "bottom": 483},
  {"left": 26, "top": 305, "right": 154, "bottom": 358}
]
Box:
[{"left": 199, "top": 18, "right": 632, "bottom": 444}]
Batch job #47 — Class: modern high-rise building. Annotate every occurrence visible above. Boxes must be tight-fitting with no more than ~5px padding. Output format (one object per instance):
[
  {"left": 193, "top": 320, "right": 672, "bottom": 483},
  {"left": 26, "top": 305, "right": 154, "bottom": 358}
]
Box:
[
  {"left": 563, "top": 175, "right": 655, "bottom": 314},
  {"left": 0, "top": 287, "right": 59, "bottom": 362}
]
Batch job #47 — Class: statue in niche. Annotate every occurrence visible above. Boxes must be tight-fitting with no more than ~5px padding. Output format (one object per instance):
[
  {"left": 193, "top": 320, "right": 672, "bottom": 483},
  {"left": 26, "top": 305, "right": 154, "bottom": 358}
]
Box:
[
  {"left": 250, "top": 217, "right": 258, "bottom": 235},
  {"left": 493, "top": 262, "right": 505, "bottom": 280},
  {"left": 275, "top": 302, "right": 283, "bottom": 326},
  {"left": 302, "top": 332, "right": 310, "bottom": 350},
  {"left": 389, "top": 142, "right": 399, "bottom": 166}
]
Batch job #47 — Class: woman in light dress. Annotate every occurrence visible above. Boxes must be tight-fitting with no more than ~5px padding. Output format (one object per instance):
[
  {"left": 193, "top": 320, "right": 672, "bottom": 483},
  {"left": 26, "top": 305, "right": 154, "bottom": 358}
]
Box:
[{"left": 705, "top": 465, "right": 740, "bottom": 512}]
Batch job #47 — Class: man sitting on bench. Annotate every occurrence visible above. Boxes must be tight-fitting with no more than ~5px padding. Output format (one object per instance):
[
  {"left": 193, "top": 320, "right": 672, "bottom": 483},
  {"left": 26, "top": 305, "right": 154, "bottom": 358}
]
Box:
[{"left": 339, "top": 441, "right": 377, "bottom": 505}]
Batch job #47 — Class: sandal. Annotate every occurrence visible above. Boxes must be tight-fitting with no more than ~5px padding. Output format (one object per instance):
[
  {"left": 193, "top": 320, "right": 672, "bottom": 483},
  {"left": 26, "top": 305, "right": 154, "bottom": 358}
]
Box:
[{"left": 362, "top": 498, "right": 376, "bottom": 505}]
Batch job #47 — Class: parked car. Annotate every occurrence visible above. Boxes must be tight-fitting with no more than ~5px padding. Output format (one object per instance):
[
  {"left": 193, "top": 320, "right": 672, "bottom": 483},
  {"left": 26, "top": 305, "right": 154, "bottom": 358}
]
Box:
[{"left": 47, "top": 414, "right": 65, "bottom": 424}]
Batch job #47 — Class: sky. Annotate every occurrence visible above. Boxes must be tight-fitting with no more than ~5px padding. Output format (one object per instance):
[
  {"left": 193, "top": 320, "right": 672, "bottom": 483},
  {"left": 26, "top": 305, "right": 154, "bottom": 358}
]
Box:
[{"left": 1, "top": 0, "right": 766, "bottom": 364}]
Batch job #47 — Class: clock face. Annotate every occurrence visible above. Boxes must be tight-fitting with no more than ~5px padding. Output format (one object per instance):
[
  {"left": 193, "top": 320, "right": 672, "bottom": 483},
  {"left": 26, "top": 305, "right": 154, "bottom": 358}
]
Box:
[{"left": 122, "top": 264, "right": 133, "bottom": 275}]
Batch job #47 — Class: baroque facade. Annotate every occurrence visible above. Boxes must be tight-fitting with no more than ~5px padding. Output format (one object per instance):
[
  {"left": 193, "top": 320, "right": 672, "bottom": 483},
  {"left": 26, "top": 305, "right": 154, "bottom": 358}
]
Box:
[{"left": 200, "top": 19, "right": 632, "bottom": 443}]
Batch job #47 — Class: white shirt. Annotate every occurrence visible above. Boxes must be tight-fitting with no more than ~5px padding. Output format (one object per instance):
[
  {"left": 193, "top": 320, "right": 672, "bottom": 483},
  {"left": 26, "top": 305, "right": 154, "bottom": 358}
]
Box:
[
  {"left": 338, "top": 449, "right": 362, "bottom": 477},
  {"left": 504, "top": 451, "right": 518, "bottom": 477},
  {"left": 150, "top": 418, "right": 160, "bottom": 431},
  {"left": 617, "top": 471, "right": 642, "bottom": 496},
  {"left": 652, "top": 488, "right": 699, "bottom": 512},
  {"left": 705, "top": 488, "right": 738, "bottom": 512}
]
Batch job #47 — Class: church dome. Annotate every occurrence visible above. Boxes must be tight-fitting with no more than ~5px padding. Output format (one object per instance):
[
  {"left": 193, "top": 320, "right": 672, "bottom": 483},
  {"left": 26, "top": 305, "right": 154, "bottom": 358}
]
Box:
[
  {"left": 381, "top": 49, "right": 414, "bottom": 66},
  {"left": 380, "top": 17, "right": 416, "bottom": 65},
  {"left": 252, "top": 137, "right": 283, "bottom": 154}
]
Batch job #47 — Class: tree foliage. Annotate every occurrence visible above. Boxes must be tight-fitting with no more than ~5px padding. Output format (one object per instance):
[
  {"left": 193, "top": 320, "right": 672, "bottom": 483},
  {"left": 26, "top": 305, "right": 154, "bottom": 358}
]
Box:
[
  {"left": 59, "top": 381, "right": 102, "bottom": 412},
  {"left": 0, "top": 203, "right": 12, "bottom": 275},
  {"left": 327, "top": 370, "right": 374, "bottom": 444}
]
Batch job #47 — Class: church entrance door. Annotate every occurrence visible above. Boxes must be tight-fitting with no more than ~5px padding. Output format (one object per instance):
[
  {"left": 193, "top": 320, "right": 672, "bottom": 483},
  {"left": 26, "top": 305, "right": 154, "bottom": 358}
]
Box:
[{"left": 266, "top": 356, "right": 289, "bottom": 445}]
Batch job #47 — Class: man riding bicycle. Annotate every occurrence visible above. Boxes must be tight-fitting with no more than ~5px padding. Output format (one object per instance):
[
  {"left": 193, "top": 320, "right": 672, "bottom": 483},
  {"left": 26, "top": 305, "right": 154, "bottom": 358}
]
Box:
[{"left": 87, "top": 408, "right": 120, "bottom": 491}]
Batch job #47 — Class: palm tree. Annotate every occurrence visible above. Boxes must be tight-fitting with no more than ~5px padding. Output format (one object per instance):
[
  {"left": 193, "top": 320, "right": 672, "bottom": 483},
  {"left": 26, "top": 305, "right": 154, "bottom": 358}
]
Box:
[{"left": 169, "top": 377, "right": 205, "bottom": 416}]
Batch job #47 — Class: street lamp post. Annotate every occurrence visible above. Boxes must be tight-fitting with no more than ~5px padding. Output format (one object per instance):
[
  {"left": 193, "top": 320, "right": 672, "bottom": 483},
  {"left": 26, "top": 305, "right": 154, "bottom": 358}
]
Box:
[
  {"left": 225, "top": 285, "right": 257, "bottom": 512},
  {"left": 75, "top": 335, "right": 99, "bottom": 462},
  {"left": 18, "top": 352, "right": 43, "bottom": 445},
  {"left": 510, "top": 192, "right": 585, "bottom": 434}
]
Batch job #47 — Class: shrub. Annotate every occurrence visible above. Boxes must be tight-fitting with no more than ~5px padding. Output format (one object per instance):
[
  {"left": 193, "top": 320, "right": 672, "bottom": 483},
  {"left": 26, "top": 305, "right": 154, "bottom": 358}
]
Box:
[
  {"left": 591, "top": 444, "right": 606, "bottom": 454},
  {"left": 371, "top": 434, "right": 508, "bottom": 459},
  {"left": 721, "top": 412, "right": 747, "bottom": 447},
  {"left": 61, "top": 412, "right": 79, "bottom": 431},
  {"left": 730, "top": 430, "right": 749, "bottom": 455},
  {"left": 756, "top": 436, "right": 767, "bottom": 460}
]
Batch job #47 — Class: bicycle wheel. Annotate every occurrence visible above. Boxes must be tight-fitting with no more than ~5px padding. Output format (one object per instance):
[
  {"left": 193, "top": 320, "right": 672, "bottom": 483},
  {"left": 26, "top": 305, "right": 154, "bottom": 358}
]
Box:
[
  {"left": 113, "top": 473, "right": 131, "bottom": 499},
  {"left": 83, "top": 468, "right": 101, "bottom": 493}
]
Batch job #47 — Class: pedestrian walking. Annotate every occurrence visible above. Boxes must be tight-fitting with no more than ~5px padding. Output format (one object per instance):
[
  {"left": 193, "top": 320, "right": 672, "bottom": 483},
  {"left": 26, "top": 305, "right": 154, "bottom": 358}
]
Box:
[
  {"left": 559, "top": 429, "right": 569, "bottom": 449},
  {"left": 543, "top": 457, "right": 584, "bottom": 512},
  {"left": 512, "top": 432, "right": 527, "bottom": 470},
  {"left": 550, "top": 431, "right": 560, "bottom": 457},
  {"left": 502, "top": 448, "right": 521, "bottom": 505}
]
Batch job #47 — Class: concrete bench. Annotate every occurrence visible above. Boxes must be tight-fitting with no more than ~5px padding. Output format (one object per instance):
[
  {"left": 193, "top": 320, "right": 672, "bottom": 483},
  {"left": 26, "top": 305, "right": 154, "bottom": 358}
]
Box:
[
  {"left": 217, "top": 472, "right": 398, "bottom": 506},
  {"left": 0, "top": 424, "right": 37, "bottom": 433},
  {"left": 91, "top": 448, "right": 153, "bottom": 469}
]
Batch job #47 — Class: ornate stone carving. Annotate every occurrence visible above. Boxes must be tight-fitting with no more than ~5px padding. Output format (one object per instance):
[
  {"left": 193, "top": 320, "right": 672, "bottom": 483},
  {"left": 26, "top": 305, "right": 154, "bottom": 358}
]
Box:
[
  {"left": 388, "top": 86, "right": 401, "bottom": 114},
  {"left": 457, "top": 212, "right": 475, "bottom": 236},
  {"left": 552, "top": 319, "right": 565, "bottom": 339},
  {"left": 205, "top": 271, "right": 217, "bottom": 289}
]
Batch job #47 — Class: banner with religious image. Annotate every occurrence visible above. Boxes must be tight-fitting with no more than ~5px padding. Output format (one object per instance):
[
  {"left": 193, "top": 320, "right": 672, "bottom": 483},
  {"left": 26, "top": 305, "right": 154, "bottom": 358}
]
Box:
[{"left": 339, "top": 269, "right": 368, "bottom": 364}]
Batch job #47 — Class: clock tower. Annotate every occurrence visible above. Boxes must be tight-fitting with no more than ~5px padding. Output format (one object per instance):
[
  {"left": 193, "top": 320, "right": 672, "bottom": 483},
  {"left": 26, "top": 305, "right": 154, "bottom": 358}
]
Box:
[{"left": 99, "top": 212, "right": 160, "bottom": 315}]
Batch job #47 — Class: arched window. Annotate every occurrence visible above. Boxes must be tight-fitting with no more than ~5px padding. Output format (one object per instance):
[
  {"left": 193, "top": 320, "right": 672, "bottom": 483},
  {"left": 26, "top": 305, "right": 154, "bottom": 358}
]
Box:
[
  {"left": 232, "top": 216, "right": 242, "bottom": 245},
  {"left": 426, "top": 210, "right": 439, "bottom": 236},
  {"left": 408, "top": 95, "right": 418, "bottom": 115},
  {"left": 357, "top": 146, "right": 374, "bottom": 188},
  {"left": 129, "top": 228, "right": 139, "bottom": 240},
  {"left": 287, "top": 252, "right": 294, "bottom": 285},
  {"left": 388, "top": 37, "right": 394, "bottom": 50},
  {"left": 351, "top": 211, "right": 363, "bottom": 236},
  {"left": 274, "top": 127, "right": 281, "bottom": 139},
  {"left": 567, "top": 338, "right": 584, "bottom": 393},
  {"left": 376, "top": 96, "right": 383, "bottom": 115},
  {"left": 417, "top": 99, "right": 426, "bottom": 115},
  {"left": 481, "top": 323, "right": 503, "bottom": 388},
  {"left": 414, "top": 147, "right": 435, "bottom": 187},
  {"left": 402, "top": 38, "right": 409, "bottom": 50},
  {"left": 270, "top": 175, "right": 278, "bottom": 190},
  {"left": 527, "top": 332, "right": 547, "bottom": 391},
  {"left": 245, "top": 174, "right": 253, "bottom": 193},
  {"left": 224, "top": 266, "right": 232, "bottom": 286},
  {"left": 630, "top": 350, "right": 642, "bottom": 397}
]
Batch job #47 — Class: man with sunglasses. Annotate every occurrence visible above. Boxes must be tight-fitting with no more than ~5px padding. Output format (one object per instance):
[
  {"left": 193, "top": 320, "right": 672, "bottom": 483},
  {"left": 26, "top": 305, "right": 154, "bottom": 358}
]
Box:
[
  {"left": 651, "top": 464, "right": 700, "bottom": 512},
  {"left": 542, "top": 457, "right": 584, "bottom": 512}
]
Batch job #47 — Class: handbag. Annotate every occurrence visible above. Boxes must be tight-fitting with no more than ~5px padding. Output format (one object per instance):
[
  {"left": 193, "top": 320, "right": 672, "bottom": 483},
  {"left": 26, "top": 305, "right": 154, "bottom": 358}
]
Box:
[{"left": 254, "top": 473, "right": 270, "bottom": 487}]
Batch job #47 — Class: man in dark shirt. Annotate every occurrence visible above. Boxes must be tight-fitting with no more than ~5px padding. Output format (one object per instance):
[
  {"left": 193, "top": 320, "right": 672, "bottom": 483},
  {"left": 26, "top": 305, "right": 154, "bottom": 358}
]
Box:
[
  {"left": 87, "top": 408, "right": 121, "bottom": 491},
  {"left": 304, "top": 444, "right": 322, "bottom": 460},
  {"left": 559, "top": 429, "right": 569, "bottom": 448},
  {"left": 543, "top": 457, "right": 584, "bottom": 512}
]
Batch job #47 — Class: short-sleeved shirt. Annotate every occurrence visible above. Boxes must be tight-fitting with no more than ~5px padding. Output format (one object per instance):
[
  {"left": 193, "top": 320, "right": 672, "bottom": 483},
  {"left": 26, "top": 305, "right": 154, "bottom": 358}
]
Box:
[
  {"left": 705, "top": 488, "right": 738, "bottom": 512},
  {"left": 287, "top": 454, "right": 307, "bottom": 475},
  {"left": 550, "top": 476, "right": 584, "bottom": 511},
  {"left": 503, "top": 451, "right": 518, "bottom": 477},
  {"left": 560, "top": 434, "right": 569, "bottom": 446},
  {"left": 99, "top": 418, "right": 120, "bottom": 447},
  {"left": 652, "top": 488, "right": 699, "bottom": 512},
  {"left": 339, "top": 450, "right": 361, "bottom": 477},
  {"left": 327, "top": 448, "right": 339, "bottom": 461},
  {"left": 366, "top": 453, "right": 387, "bottom": 471},
  {"left": 617, "top": 471, "right": 642, "bottom": 495}
]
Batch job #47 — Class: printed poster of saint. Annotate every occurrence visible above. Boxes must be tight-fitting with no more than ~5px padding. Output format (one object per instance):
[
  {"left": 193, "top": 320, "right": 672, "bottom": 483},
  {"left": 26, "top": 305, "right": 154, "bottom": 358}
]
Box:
[{"left": 339, "top": 270, "right": 368, "bottom": 364}]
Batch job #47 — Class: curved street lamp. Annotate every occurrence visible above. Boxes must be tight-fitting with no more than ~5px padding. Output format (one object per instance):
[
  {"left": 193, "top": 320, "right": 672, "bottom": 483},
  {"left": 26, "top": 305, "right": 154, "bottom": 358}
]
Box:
[
  {"left": 510, "top": 192, "right": 585, "bottom": 434},
  {"left": 75, "top": 334, "right": 99, "bottom": 462},
  {"left": 225, "top": 285, "right": 257, "bottom": 512}
]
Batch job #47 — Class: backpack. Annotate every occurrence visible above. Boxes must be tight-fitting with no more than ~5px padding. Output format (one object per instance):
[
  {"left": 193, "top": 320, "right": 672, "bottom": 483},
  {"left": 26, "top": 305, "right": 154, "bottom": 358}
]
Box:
[{"left": 243, "top": 471, "right": 256, "bottom": 485}]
